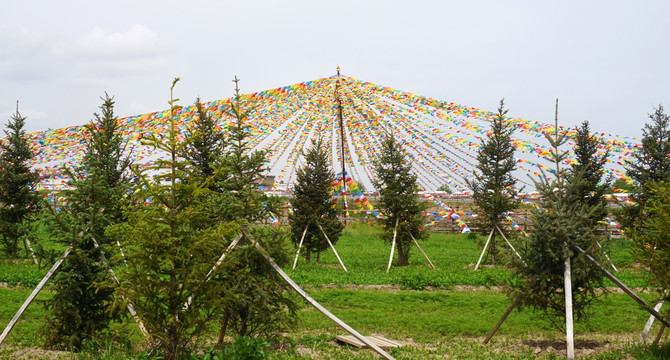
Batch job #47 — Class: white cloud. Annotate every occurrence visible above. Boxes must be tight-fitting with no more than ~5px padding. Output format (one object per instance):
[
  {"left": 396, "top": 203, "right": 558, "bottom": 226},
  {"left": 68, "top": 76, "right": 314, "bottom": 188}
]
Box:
[
  {"left": 0, "top": 27, "right": 59, "bottom": 81},
  {"left": 66, "top": 24, "right": 170, "bottom": 60}
]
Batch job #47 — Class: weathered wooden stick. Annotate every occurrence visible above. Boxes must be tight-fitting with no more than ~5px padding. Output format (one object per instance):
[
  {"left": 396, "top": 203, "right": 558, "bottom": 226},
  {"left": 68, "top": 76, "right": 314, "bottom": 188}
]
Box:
[
  {"left": 495, "top": 226, "right": 525, "bottom": 265},
  {"left": 386, "top": 218, "right": 399, "bottom": 273},
  {"left": 641, "top": 300, "right": 664, "bottom": 343},
  {"left": 23, "top": 237, "right": 38, "bottom": 265},
  {"left": 0, "top": 246, "right": 72, "bottom": 346},
  {"left": 483, "top": 299, "right": 518, "bottom": 344},
  {"left": 575, "top": 245, "right": 670, "bottom": 327},
  {"left": 596, "top": 239, "right": 617, "bottom": 272},
  {"left": 474, "top": 228, "right": 494, "bottom": 271},
  {"left": 90, "top": 236, "right": 148, "bottom": 338},
  {"left": 183, "top": 233, "right": 244, "bottom": 312},
  {"left": 318, "top": 224, "right": 347, "bottom": 272},
  {"left": 292, "top": 227, "right": 308, "bottom": 270},
  {"left": 409, "top": 232, "right": 435, "bottom": 269},
  {"left": 242, "top": 229, "right": 395, "bottom": 360},
  {"left": 654, "top": 323, "right": 666, "bottom": 344},
  {"left": 564, "top": 248, "right": 575, "bottom": 360}
]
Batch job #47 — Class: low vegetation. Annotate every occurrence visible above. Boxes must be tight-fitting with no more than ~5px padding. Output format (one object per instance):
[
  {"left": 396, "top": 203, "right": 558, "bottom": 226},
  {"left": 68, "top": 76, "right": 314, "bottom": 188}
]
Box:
[{"left": 0, "top": 222, "right": 665, "bottom": 359}]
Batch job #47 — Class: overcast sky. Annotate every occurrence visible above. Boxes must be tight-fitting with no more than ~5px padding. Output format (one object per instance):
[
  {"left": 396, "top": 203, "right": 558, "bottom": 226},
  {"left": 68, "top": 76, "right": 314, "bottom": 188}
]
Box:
[{"left": 2, "top": 0, "right": 669, "bottom": 138}]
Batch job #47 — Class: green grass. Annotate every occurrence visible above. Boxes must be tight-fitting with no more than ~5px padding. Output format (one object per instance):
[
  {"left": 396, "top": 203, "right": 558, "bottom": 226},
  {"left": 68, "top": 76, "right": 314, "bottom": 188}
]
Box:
[
  {"left": 0, "top": 223, "right": 666, "bottom": 359},
  {"left": 286, "top": 223, "right": 650, "bottom": 289}
]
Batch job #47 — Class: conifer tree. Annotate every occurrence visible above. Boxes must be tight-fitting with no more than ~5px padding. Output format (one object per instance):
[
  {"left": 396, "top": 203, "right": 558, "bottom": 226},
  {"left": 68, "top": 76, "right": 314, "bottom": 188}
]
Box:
[
  {"left": 109, "top": 79, "right": 234, "bottom": 359},
  {"left": 43, "top": 93, "right": 131, "bottom": 349},
  {"left": 184, "top": 97, "right": 226, "bottom": 180},
  {"left": 0, "top": 105, "right": 40, "bottom": 258},
  {"left": 620, "top": 105, "right": 670, "bottom": 231},
  {"left": 568, "top": 120, "right": 611, "bottom": 226},
  {"left": 374, "top": 131, "right": 426, "bottom": 266},
  {"left": 508, "top": 105, "right": 606, "bottom": 330},
  {"left": 466, "top": 99, "right": 519, "bottom": 265},
  {"left": 291, "top": 136, "right": 343, "bottom": 263},
  {"left": 622, "top": 106, "right": 670, "bottom": 304},
  {"left": 212, "top": 78, "right": 297, "bottom": 342},
  {"left": 627, "top": 181, "right": 670, "bottom": 303}
]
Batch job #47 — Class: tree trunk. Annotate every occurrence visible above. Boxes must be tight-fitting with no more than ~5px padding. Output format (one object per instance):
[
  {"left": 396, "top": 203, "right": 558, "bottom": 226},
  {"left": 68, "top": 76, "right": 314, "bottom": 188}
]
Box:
[
  {"left": 305, "top": 248, "right": 311, "bottom": 264},
  {"left": 217, "top": 311, "right": 231, "bottom": 346},
  {"left": 316, "top": 251, "right": 321, "bottom": 263},
  {"left": 397, "top": 242, "right": 409, "bottom": 266},
  {"left": 490, "top": 233, "right": 496, "bottom": 265}
]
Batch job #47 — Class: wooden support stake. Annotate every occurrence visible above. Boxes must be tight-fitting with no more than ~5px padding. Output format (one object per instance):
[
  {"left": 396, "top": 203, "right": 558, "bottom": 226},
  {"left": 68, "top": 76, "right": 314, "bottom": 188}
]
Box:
[
  {"left": 242, "top": 228, "right": 395, "bottom": 360},
  {"left": 24, "top": 237, "right": 38, "bottom": 265},
  {"left": 386, "top": 218, "right": 399, "bottom": 273},
  {"left": 318, "top": 224, "right": 347, "bottom": 272},
  {"left": 292, "top": 227, "right": 308, "bottom": 270},
  {"left": 183, "top": 234, "right": 244, "bottom": 312},
  {"left": 575, "top": 245, "right": 670, "bottom": 327},
  {"left": 90, "top": 237, "right": 148, "bottom": 338},
  {"left": 0, "top": 246, "right": 72, "bottom": 346},
  {"left": 483, "top": 299, "right": 518, "bottom": 344},
  {"left": 474, "top": 228, "right": 494, "bottom": 271},
  {"left": 655, "top": 323, "right": 666, "bottom": 345},
  {"left": 596, "top": 240, "right": 617, "bottom": 272},
  {"left": 641, "top": 301, "right": 664, "bottom": 343},
  {"left": 495, "top": 226, "right": 525, "bottom": 265},
  {"left": 564, "top": 249, "right": 575, "bottom": 360},
  {"left": 409, "top": 232, "right": 435, "bottom": 269}
]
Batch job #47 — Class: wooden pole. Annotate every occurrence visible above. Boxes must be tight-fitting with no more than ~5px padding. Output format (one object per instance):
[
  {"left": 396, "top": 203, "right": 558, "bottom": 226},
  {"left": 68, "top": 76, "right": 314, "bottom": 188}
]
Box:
[
  {"left": 483, "top": 299, "right": 518, "bottom": 344},
  {"left": 596, "top": 239, "right": 617, "bottom": 272},
  {"left": 654, "top": 323, "right": 666, "bottom": 345},
  {"left": 242, "top": 228, "right": 395, "bottom": 360},
  {"left": 409, "top": 232, "right": 435, "bottom": 269},
  {"left": 0, "top": 246, "right": 72, "bottom": 346},
  {"left": 495, "top": 226, "right": 525, "bottom": 265},
  {"left": 386, "top": 218, "right": 399, "bottom": 273},
  {"left": 23, "top": 237, "right": 38, "bottom": 265},
  {"left": 564, "top": 248, "right": 575, "bottom": 360},
  {"left": 90, "top": 236, "right": 148, "bottom": 338},
  {"left": 575, "top": 245, "right": 670, "bottom": 327},
  {"left": 474, "top": 228, "right": 494, "bottom": 271},
  {"left": 318, "top": 224, "right": 348, "bottom": 272},
  {"left": 292, "top": 226, "right": 309, "bottom": 270},
  {"left": 183, "top": 234, "right": 244, "bottom": 312},
  {"left": 641, "top": 301, "right": 664, "bottom": 343}
]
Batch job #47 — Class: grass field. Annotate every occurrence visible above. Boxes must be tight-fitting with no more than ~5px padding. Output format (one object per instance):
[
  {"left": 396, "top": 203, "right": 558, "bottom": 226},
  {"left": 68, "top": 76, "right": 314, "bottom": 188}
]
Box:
[{"left": 0, "top": 223, "right": 667, "bottom": 359}]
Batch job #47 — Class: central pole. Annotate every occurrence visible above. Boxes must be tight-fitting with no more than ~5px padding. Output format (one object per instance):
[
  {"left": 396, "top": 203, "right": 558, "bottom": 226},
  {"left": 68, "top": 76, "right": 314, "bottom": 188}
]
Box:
[{"left": 336, "top": 65, "right": 347, "bottom": 223}]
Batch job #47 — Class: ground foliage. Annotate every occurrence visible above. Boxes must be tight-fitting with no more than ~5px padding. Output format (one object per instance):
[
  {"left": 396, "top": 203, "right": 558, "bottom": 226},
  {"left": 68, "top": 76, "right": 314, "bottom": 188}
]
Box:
[
  {"left": 0, "top": 105, "right": 40, "bottom": 258},
  {"left": 291, "top": 136, "right": 343, "bottom": 263},
  {"left": 467, "top": 99, "right": 519, "bottom": 265}
]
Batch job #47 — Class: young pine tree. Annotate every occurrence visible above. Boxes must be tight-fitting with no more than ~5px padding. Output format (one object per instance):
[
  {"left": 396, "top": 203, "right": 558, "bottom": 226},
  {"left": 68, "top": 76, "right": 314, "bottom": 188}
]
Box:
[
  {"left": 568, "top": 120, "right": 612, "bottom": 227},
  {"left": 374, "top": 131, "right": 426, "bottom": 266},
  {"left": 211, "top": 78, "right": 297, "bottom": 343},
  {"left": 466, "top": 99, "right": 519, "bottom": 265},
  {"left": 508, "top": 103, "right": 606, "bottom": 330},
  {"left": 0, "top": 105, "right": 40, "bottom": 258},
  {"left": 183, "top": 97, "right": 226, "bottom": 181},
  {"left": 620, "top": 105, "right": 670, "bottom": 231},
  {"left": 109, "top": 79, "right": 235, "bottom": 360},
  {"left": 43, "top": 93, "right": 131, "bottom": 349},
  {"left": 291, "top": 136, "right": 343, "bottom": 263},
  {"left": 627, "top": 181, "right": 670, "bottom": 303}
]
